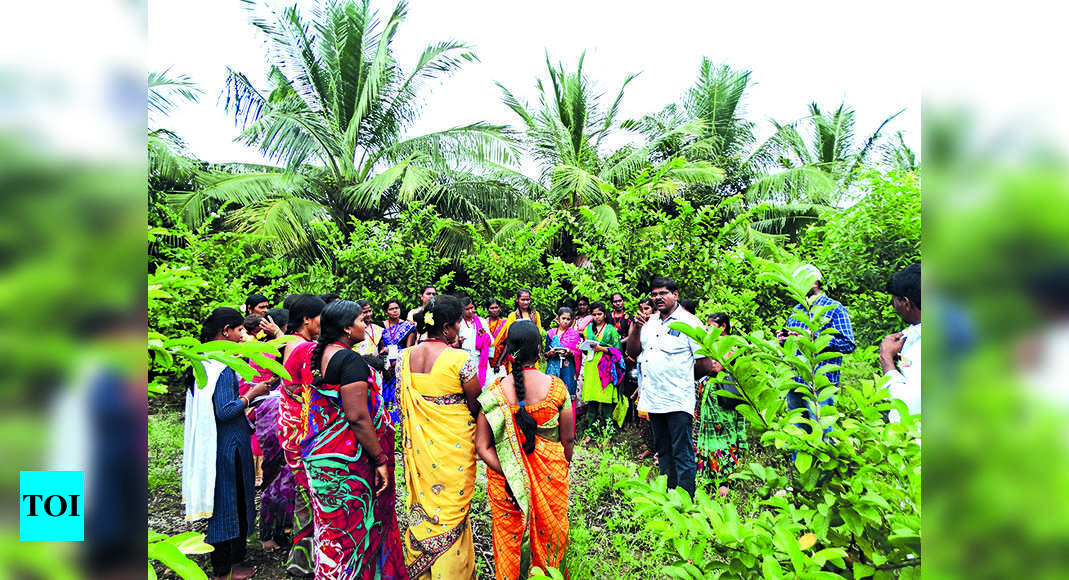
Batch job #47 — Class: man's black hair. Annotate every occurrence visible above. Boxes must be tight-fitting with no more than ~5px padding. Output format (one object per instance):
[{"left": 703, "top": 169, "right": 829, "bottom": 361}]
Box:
[
  {"left": 650, "top": 276, "right": 678, "bottom": 293},
  {"left": 885, "top": 263, "right": 921, "bottom": 308}
]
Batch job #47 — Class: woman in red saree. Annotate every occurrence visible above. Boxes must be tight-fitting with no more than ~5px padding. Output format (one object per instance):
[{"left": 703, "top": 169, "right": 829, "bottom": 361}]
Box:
[
  {"left": 279, "top": 293, "right": 326, "bottom": 576},
  {"left": 475, "top": 321, "right": 576, "bottom": 579},
  {"left": 289, "top": 300, "right": 408, "bottom": 579}
]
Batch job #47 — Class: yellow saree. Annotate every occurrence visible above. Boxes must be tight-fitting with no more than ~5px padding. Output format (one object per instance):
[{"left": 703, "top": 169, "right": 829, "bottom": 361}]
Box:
[{"left": 398, "top": 347, "right": 478, "bottom": 579}]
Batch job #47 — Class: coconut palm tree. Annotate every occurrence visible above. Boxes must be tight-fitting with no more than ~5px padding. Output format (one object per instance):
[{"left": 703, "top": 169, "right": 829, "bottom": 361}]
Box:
[
  {"left": 744, "top": 102, "right": 904, "bottom": 236},
  {"left": 166, "top": 0, "right": 521, "bottom": 257},
  {"left": 624, "top": 59, "right": 763, "bottom": 201},
  {"left": 496, "top": 52, "right": 723, "bottom": 257}
]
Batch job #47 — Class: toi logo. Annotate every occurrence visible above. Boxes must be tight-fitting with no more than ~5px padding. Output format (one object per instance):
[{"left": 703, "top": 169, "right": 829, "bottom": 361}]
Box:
[{"left": 20, "top": 471, "right": 84, "bottom": 541}]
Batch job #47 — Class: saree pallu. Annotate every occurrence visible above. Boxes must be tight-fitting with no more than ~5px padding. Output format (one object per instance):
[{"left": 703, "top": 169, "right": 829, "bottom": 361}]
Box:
[
  {"left": 280, "top": 340, "right": 317, "bottom": 575},
  {"left": 398, "top": 348, "right": 477, "bottom": 579},
  {"left": 478, "top": 377, "right": 570, "bottom": 580},
  {"left": 487, "top": 318, "right": 507, "bottom": 369},
  {"left": 382, "top": 321, "right": 416, "bottom": 424},
  {"left": 492, "top": 313, "right": 543, "bottom": 373},
  {"left": 580, "top": 326, "right": 623, "bottom": 408},
  {"left": 301, "top": 366, "right": 408, "bottom": 580}
]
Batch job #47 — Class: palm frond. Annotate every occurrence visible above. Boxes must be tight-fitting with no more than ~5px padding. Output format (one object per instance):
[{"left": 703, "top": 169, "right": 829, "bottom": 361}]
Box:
[
  {"left": 368, "top": 122, "right": 517, "bottom": 172},
  {"left": 148, "top": 67, "right": 203, "bottom": 118},
  {"left": 745, "top": 165, "right": 839, "bottom": 205},
  {"left": 148, "top": 129, "right": 198, "bottom": 186},
  {"left": 167, "top": 170, "right": 304, "bottom": 228},
  {"left": 844, "top": 108, "right": 905, "bottom": 184},
  {"left": 549, "top": 164, "right": 609, "bottom": 208},
  {"left": 224, "top": 195, "right": 330, "bottom": 258}
]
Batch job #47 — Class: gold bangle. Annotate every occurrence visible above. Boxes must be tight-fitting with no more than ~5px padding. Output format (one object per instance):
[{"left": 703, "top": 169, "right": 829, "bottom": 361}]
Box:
[{"left": 241, "top": 396, "right": 249, "bottom": 407}]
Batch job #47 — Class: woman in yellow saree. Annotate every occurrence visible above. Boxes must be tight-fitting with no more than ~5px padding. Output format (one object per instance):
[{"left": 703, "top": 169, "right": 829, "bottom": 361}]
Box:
[
  {"left": 491, "top": 288, "right": 543, "bottom": 374},
  {"left": 475, "top": 321, "right": 576, "bottom": 580},
  {"left": 397, "top": 295, "right": 482, "bottom": 579}
]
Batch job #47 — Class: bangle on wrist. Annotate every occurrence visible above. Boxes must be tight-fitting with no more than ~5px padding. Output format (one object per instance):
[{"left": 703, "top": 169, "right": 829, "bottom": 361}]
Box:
[
  {"left": 240, "top": 396, "right": 249, "bottom": 407},
  {"left": 370, "top": 449, "right": 389, "bottom": 466}
]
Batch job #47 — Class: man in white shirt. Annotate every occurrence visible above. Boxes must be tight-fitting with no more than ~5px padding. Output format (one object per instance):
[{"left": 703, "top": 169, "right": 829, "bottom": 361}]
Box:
[
  {"left": 879, "top": 263, "right": 921, "bottom": 422},
  {"left": 625, "top": 276, "right": 713, "bottom": 497}
]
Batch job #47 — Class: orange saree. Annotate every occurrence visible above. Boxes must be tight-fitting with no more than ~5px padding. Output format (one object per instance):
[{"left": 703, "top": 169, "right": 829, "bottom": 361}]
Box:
[{"left": 479, "top": 376, "right": 570, "bottom": 580}]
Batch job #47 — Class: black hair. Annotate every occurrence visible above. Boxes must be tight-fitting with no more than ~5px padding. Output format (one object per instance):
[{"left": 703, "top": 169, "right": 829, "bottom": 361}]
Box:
[
  {"left": 650, "top": 275, "right": 678, "bottom": 293},
  {"left": 420, "top": 285, "right": 437, "bottom": 296},
  {"left": 282, "top": 294, "right": 298, "bottom": 311},
  {"left": 576, "top": 296, "right": 589, "bottom": 305},
  {"left": 355, "top": 299, "right": 371, "bottom": 311},
  {"left": 415, "top": 294, "right": 463, "bottom": 337},
  {"left": 679, "top": 299, "right": 698, "bottom": 314},
  {"left": 243, "top": 314, "right": 263, "bottom": 333},
  {"left": 557, "top": 306, "right": 573, "bottom": 317},
  {"left": 506, "top": 320, "right": 541, "bottom": 454},
  {"left": 267, "top": 308, "right": 289, "bottom": 333},
  {"left": 383, "top": 298, "right": 402, "bottom": 312},
  {"left": 707, "top": 312, "right": 731, "bottom": 335},
  {"left": 885, "top": 262, "right": 922, "bottom": 309},
  {"left": 610, "top": 292, "right": 625, "bottom": 302},
  {"left": 245, "top": 293, "right": 270, "bottom": 312},
  {"left": 286, "top": 293, "right": 327, "bottom": 334},
  {"left": 514, "top": 288, "right": 532, "bottom": 311},
  {"left": 319, "top": 292, "right": 341, "bottom": 304},
  {"left": 638, "top": 297, "right": 654, "bottom": 310},
  {"left": 460, "top": 296, "right": 474, "bottom": 307},
  {"left": 200, "top": 307, "right": 244, "bottom": 342},
  {"left": 311, "top": 300, "right": 362, "bottom": 383},
  {"left": 589, "top": 301, "right": 608, "bottom": 316},
  {"left": 487, "top": 298, "right": 502, "bottom": 310}
]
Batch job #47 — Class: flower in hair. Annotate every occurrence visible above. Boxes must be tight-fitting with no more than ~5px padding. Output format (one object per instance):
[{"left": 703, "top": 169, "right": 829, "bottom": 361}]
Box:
[{"left": 424, "top": 311, "right": 434, "bottom": 326}]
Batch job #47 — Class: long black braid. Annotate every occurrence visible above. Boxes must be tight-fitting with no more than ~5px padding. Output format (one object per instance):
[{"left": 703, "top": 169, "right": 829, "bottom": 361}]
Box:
[{"left": 506, "top": 320, "right": 541, "bottom": 454}]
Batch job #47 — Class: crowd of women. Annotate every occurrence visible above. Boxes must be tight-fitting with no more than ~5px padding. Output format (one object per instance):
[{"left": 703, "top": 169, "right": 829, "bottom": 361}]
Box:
[{"left": 181, "top": 287, "right": 747, "bottom": 580}]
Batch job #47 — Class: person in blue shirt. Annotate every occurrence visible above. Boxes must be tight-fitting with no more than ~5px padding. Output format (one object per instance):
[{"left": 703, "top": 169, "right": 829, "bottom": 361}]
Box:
[{"left": 777, "top": 265, "right": 856, "bottom": 433}]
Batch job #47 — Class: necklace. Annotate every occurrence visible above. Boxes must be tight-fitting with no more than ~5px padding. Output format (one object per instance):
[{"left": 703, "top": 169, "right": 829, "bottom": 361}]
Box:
[
  {"left": 423, "top": 337, "right": 448, "bottom": 344},
  {"left": 521, "top": 365, "right": 539, "bottom": 371}
]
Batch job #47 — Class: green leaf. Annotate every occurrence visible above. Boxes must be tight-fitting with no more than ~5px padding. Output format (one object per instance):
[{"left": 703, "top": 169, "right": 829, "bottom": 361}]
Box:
[
  {"left": 795, "top": 451, "right": 814, "bottom": 474},
  {"left": 147, "top": 540, "right": 209, "bottom": 580},
  {"left": 762, "top": 555, "right": 784, "bottom": 580},
  {"left": 853, "top": 563, "right": 876, "bottom": 578},
  {"left": 166, "top": 531, "right": 214, "bottom": 555}
]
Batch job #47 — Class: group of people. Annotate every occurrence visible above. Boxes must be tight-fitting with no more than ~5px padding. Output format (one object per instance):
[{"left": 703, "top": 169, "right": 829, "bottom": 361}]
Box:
[{"left": 180, "top": 263, "right": 922, "bottom": 580}]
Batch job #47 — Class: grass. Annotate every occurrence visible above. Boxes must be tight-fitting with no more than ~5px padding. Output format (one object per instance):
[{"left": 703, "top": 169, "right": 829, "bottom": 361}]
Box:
[{"left": 149, "top": 411, "right": 183, "bottom": 494}]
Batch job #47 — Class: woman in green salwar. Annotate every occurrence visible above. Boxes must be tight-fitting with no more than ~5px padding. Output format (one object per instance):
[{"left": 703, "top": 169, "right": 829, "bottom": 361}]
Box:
[{"left": 580, "top": 301, "right": 623, "bottom": 443}]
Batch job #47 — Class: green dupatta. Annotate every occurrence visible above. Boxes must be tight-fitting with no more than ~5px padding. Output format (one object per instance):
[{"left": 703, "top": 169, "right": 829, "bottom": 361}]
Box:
[{"left": 477, "top": 381, "right": 533, "bottom": 524}]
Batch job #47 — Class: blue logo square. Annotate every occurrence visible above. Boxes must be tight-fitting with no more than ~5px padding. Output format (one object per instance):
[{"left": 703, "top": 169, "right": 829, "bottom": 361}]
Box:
[{"left": 20, "top": 471, "right": 84, "bottom": 541}]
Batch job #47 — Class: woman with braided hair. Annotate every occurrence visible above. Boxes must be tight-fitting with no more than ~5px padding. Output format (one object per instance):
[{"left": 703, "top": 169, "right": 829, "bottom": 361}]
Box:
[
  {"left": 397, "top": 295, "right": 481, "bottom": 579},
  {"left": 475, "top": 320, "right": 575, "bottom": 579},
  {"left": 284, "top": 300, "right": 408, "bottom": 579}
]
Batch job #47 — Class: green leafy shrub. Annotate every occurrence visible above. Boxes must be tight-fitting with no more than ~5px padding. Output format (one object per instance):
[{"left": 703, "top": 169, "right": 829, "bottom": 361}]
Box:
[{"left": 610, "top": 257, "right": 920, "bottom": 579}]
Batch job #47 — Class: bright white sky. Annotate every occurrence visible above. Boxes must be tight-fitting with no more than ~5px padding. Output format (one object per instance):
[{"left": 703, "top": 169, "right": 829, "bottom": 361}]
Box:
[{"left": 149, "top": 0, "right": 921, "bottom": 171}]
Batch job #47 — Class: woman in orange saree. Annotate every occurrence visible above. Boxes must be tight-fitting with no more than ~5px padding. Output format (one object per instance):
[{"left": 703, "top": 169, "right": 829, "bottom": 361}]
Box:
[
  {"left": 491, "top": 289, "right": 543, "bottom": 374},
  {"left": 475, "top": 321, "right": 575, "bottom": 580},
  {"left": 397, "top": 295, "right": 482, "bottom": 579}
]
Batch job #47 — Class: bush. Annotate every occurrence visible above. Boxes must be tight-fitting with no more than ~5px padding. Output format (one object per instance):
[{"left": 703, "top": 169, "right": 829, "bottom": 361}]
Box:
[{"left": 611, "top": 257, "right": 921, "bottom": 579}]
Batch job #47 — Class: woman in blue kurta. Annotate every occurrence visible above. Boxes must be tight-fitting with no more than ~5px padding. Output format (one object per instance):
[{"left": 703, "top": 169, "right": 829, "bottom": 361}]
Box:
[{"left": 183, "top": 307, "right": 269, "bottom": 580}]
